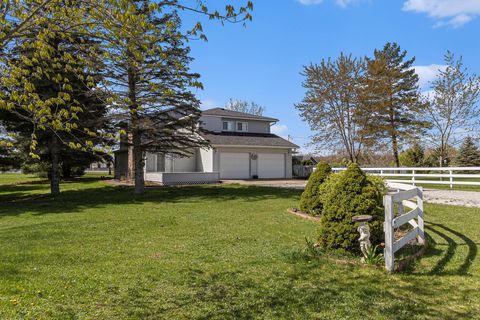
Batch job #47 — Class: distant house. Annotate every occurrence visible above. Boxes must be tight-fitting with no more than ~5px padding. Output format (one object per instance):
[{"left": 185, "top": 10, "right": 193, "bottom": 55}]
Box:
[{"left": 114, "top": 108, "right": 298, "bottom": 184}]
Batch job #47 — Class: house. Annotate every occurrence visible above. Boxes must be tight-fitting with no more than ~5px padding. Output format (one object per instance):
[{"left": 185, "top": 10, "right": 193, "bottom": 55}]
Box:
[{"left": 114, "top": 108, "right": 298, "bottom": 184}]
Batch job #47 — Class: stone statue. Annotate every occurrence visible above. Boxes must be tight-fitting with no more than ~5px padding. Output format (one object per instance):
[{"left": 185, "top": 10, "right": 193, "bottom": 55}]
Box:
[{"left": 358, "top": 223, "right": 371, "bottom": 259}]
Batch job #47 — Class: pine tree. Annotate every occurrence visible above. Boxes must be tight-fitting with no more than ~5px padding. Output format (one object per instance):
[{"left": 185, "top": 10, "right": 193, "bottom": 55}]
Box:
[
  {"left": 0, "top": 31, "right": 112, "bottom": 194},
  {"left": 456, "top": 137, "right": 480, "bottom": 167},
  {"left": 98, "top": 3, "right": 210, "bottom": 194},
  {"left": 362, "top": 42, "right": 429, "bottom": 167},
  {"left": 399, "top": 141, "right": 425, "bottom": 167}
]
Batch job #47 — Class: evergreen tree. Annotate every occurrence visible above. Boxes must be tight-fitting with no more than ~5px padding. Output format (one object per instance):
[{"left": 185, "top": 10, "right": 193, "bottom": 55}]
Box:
[
  {"left": 362, "top": 42, "right": 429, "bottom": 167},
  {"left": 456, "top": 137, "right": 480, "bottom": 167},
  {"left": 97, "top": 3, "right": 210, "bottom": 194},
  {"left": 0, "top": 30, "right": 112, "bottom": 194},
  {"left": 399, "top": 141, "right": 425, "bottom": 167}
]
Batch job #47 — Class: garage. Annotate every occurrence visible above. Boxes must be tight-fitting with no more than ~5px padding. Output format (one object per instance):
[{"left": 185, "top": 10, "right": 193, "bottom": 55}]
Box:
[
  {"left": 257, "top": 153, "right": 285, "bottom": 179},
  {"left": 220, "top": 152, "right": 250, "bottom": 179}
]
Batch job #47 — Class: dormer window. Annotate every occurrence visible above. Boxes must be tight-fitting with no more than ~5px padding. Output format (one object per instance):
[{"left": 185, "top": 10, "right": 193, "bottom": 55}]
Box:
[
  {"left": 222, "top": 121, "right": 233, "bottom": 131},
  {"left": 236, "top": 121, "right": 248, "bottom": 132}
]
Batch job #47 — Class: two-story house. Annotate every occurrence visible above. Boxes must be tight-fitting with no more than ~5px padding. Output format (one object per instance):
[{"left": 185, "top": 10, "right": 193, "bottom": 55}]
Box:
[{"left": 115, "top": 108, "right": 298, "bottom": 185}]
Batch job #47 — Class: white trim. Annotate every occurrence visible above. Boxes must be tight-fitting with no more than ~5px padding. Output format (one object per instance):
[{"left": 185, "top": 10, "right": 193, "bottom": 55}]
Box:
[
  {"left": 212, "top": 144, "right": 297, "bottom": 149},
  {"left": 202, "top": 114, "right": 278, "bottom": 123}
]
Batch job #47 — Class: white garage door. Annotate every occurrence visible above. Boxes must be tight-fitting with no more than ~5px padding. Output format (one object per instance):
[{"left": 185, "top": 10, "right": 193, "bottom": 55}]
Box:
[
  {"left": 220, "top": 153, "right": 250, "bottom": 179},
  {"left": 258, "top": 153, "right": 285, "bottom": 179}
]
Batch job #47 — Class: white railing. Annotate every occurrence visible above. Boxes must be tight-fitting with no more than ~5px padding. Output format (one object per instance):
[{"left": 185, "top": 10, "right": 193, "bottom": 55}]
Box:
[
  {"left": 384, "top": 182, "right": 425, "bottom": 272},
  {"left": 333, "top": 167, "right": 480, "bottom": 188}
]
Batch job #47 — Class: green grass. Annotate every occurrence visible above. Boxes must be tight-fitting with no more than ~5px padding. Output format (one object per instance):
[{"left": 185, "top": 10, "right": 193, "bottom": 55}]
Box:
[
  {"left": 0, "top": 173, "right": 43, "bottom": 185},
  {"left": 1, "top": 174, "right": 479, "bottom": 319}
]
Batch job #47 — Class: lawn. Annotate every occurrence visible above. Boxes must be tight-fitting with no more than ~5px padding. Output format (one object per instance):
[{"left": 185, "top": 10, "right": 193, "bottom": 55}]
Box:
[{"left": 1, "top": 174, "right": 479, "bottom": 319}]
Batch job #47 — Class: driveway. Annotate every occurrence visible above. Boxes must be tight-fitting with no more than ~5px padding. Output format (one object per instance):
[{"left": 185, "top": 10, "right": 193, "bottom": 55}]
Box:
[
  {"left": 222, "top": 179, "right": 480, "bottom": 208},
  {"left": 222, "top": 179, "right": 307, "bottom": 189}
]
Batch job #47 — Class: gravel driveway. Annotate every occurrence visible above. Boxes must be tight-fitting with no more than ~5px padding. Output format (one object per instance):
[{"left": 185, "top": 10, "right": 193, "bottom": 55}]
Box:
[{"left": 222, "top": 179, "right": 480, "bottom": 208}]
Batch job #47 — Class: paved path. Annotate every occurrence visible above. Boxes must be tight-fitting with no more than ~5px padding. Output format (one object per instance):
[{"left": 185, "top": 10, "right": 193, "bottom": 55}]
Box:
[{"left": 222, "top": 179, "right": 480, "bottom": 208}]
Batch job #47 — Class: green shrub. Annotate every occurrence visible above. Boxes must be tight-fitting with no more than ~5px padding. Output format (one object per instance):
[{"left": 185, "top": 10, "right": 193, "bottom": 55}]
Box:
[
  {"left": 318, "top": 163, "right": 385, "bottom": 253},
  {"left": 299, "top": 162, "right": 332, "bottom": 215}
]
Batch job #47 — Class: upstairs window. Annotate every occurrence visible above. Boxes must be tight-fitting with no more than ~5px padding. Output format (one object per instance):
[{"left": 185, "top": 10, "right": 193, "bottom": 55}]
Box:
[
  {"left": 236, "top": 122, "right": 248, "bottom": 132},
  {"left": 222, "top": 121, "right": 233, "bottom": 131}
]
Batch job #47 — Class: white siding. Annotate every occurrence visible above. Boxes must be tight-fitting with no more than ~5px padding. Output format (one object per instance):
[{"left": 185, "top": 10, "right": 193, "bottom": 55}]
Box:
[{"left": 197, "top": 148, "right": 214, "bottom": 172}]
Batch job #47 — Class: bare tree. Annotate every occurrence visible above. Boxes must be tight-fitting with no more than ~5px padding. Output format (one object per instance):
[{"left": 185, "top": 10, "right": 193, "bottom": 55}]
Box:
[
  {"left": 424, "top": 51, "right": 480, "bottom": 167},
  {"left": 225, "top": 99, "right": 265, "bottom": 116},
  {"left": 296, "top": 54, "right": 370, "bottom": 163}
]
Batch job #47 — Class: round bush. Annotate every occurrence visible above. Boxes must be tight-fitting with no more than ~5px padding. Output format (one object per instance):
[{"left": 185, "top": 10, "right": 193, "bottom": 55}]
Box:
[
  {"left": 299, "top": 162, "right": 332, "bottom": 215},
  {"left": 317, "top": 163, "right": 385, "bottom": 253}
]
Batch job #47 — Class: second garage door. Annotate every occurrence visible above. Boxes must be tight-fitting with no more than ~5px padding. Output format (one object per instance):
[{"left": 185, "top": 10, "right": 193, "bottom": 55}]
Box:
[
  {"left": 258, "top": 153, "right": 285, "bottom": 179},
  {"left": 220, "top": 152, "right": 250, "bottom": 179}
]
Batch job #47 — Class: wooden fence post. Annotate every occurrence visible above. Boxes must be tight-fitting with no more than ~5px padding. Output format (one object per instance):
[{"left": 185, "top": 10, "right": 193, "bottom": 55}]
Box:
[
  {"left": 384, "top": 194, "right": 394, "bottom": 272},
  {"left": 417, "top": 187, "right": 425, "bottom": 245}
]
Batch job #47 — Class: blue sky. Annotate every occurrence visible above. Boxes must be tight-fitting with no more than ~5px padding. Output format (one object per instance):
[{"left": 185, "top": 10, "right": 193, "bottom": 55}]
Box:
[{"left": 182, "top": 0, "right": 480, "bottom": 153}]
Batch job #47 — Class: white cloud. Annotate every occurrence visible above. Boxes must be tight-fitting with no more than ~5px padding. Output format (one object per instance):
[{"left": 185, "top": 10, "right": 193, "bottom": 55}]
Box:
[
  {"left": 200, "top": 99, "right": 217, "bottom": 110},
  {"left": 403, "top": 0, "right": 480, "bottom": 27},
  {"left": 335, "top": 0, "right": 356, "bottom": 7},
  {"left": 271, "top": 124, "right": 289, "bottom": 136},
  {"left": 413, "top": 64, "right": 447, "bottom": 88}
]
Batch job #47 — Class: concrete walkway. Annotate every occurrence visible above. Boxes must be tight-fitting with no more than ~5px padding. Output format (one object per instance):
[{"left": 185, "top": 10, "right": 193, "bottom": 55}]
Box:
[{"left": 222, "top": 179, "right": 480, "bottom": 208}]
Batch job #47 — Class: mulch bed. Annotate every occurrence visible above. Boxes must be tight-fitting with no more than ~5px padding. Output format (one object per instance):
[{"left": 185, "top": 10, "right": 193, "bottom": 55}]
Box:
[{"left": 286, "top": 207, "right": 428, "bottom": 271}]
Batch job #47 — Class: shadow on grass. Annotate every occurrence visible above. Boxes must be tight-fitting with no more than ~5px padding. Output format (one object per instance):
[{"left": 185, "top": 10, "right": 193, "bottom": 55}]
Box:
[
  {"left": 403, "top": 222, "right": 477, "bottom": 276},
  {"left": 0, "top": 180, "right": 302, "bottom": 218}
]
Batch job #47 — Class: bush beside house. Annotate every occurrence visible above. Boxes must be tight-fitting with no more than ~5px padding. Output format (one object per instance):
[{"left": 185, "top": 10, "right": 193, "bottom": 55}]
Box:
[
  {"left": 299, "top": 162, "right": 332, "bottom": 215},
  {"left": 317, "top": 163, "right": 385, "bottom": 253}
]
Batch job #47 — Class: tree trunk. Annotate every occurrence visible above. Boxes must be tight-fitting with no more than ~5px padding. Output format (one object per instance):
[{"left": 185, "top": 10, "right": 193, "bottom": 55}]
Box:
[
  {"left": 391, "top": 133, "right": 400, "bottom": 167},
  {"left": 133, "top": 130, "right": 144, "bottom": 195},
  {"left": 50, "top": 136, "right": 61, "bottom": 195},
  {"left": 126, "top": 133, "right": 135, "bottom": 182}
]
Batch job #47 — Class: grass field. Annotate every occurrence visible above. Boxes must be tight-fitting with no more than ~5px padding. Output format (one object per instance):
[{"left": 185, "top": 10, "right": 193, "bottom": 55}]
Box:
[{"left": 1, "top": 174, "right": 479, "bottom": 319}]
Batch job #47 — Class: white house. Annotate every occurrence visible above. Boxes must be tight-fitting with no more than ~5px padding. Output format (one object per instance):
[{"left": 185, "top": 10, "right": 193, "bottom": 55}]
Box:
[{"left": 114, "top": 108, "right": 298, "bottom": 184}]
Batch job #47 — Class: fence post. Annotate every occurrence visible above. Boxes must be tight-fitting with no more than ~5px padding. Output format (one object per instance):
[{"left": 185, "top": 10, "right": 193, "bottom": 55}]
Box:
[
  {"left": 417, "top": 187, "right": 425, "bottom": 245},
  {"left": 384, "top": 194, "right": 394, "bottom": 272},
  {"left": 449, "top": 170, "right": 453, "bottom": 189},
  {"left": 412, "top": 169, "right": 416, "bottom": 186}
]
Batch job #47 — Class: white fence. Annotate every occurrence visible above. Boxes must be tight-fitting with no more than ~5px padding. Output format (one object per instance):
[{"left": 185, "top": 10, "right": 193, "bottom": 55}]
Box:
[
  {"left": 333, "top": 167, "right": 480, "bottom": 188},
  {"left": 384, "top": 182, "right": 425, "bottom": 272},
  {"left": 292, "top": 165, "right": 315, "bottom": 178}
]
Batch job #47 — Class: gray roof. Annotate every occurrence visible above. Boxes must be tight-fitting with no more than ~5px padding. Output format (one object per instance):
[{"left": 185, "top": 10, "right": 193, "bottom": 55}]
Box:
[
  {"left": 202, "top": 108, "right": 278, "bottom": 122},
  {"left": 202, "top": 131, "right": 299, "bottom": 149}
]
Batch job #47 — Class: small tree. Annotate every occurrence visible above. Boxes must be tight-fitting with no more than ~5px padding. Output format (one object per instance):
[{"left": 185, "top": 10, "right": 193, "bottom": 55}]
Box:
[
  {"left": 225, "top": 99, "right": 265, "bottom": 116},
  {"left": 399, "top": 142, "right": 425, "bottom": 167},
  {"left": 318, "top": 163, "right": 385, "bottom": 253},
  {"left": 299, "top": 162, "right": 332, "bottom": 215},
  {"left": 456, "top": 137, "right": 480, "bottom": 167}
]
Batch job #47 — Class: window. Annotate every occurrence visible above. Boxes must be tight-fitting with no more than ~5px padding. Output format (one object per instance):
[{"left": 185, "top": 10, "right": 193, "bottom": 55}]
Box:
[
  {"left": 236, "top": 121, "right": 248, "bottom": 132},
  {"left": 222, "top": 121, "right": 234, "bottom": 131}
]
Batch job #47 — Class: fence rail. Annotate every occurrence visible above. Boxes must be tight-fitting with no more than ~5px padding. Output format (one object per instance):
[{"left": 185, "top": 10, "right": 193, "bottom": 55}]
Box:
[
  {"left": 333, "top": 167, "right": 480, "bottom": 188},
  {"left": 384, "top": 182, "right": 425, "bottom": 272}
]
